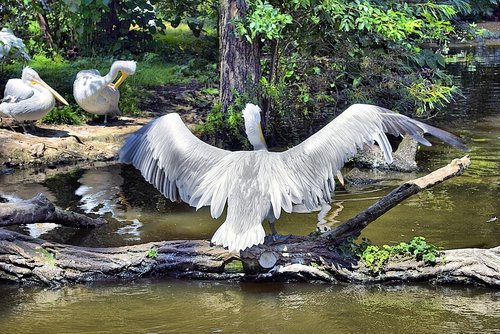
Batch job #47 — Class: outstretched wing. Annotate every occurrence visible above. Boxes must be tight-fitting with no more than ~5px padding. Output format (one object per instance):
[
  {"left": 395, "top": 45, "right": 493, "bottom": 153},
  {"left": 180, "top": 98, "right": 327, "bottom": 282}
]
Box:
[
  {"left": 275, "top": 104, "right": 468, "bottom": 212},
  {"left": 119, "top": 113, "right": 231, "bottom": 206}
]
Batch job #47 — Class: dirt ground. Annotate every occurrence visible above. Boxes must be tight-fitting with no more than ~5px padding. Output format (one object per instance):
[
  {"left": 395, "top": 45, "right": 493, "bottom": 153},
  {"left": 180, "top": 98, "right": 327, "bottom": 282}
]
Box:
[
  {"left": 0, "top": 83, "right": 215, "bottom": 172},
  {"left": 0, "top": 116, "right": 150, "bottom": 169}
]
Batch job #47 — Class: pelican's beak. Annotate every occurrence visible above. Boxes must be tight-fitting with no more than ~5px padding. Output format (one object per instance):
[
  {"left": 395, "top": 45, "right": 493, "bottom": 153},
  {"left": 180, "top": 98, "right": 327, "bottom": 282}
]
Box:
[
  {"left": 113, "top": 72, "right": 128, "bottom": 89},
  {"left": 258, "top": 121, "right": 268, "bottom": 148},
  {"left": 32, "top": 78, "right": 69, "bottom": 106},
  {"left": 336, "top": 170, "right": 345, "bottom": 187}
]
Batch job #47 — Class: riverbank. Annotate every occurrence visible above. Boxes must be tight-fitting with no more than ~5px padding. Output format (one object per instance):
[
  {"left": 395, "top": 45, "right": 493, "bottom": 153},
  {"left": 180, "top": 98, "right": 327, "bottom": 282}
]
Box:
[
  {"left": 0, "top": 82, "right": 213, "bottom": 171},
  {"left": 0, "top": 117, "right": 150, "bottom": 170}
]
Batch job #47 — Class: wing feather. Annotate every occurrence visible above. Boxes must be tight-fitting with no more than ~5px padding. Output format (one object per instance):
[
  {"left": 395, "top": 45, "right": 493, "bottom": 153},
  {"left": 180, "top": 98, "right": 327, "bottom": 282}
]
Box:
[
  {"left": 274, "top": 104, "right": 468, "bottom": 212},
  {"left": 119, "top": 113, "right": 231, "bottom": 207}
]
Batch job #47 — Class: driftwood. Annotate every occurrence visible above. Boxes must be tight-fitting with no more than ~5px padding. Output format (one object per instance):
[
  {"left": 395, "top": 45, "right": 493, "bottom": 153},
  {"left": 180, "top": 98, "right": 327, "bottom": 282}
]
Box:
[
  {"left": 323, "top": 156, "right": 471, "bottom": 242},
  {"left": 0, "top": 229, "right": 498, "bottom": 286},
  {"left": 0, "top": 156, "right": 499, "bottom": 287},
  {"left": 0, "top": 193, "right": 106, "bottom": 228}
]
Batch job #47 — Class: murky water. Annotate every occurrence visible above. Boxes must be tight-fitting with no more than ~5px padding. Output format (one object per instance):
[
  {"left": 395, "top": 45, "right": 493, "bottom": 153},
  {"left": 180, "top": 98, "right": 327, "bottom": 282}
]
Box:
[{"left": 0, "top": 46, "right": 499, "bottom": 333}]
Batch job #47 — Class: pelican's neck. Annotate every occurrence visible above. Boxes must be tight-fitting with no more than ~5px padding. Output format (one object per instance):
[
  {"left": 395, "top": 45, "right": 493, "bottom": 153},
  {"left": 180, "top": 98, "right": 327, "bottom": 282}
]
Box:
[
  {"left": 245, "top": 118, "right": 268, "bottom": 151},
  {"left": 104, "top": 62, "right": 122, "bottom": 84}
]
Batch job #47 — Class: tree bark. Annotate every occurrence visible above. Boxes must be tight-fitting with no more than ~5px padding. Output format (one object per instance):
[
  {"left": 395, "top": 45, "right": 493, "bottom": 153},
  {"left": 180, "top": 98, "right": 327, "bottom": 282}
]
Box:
[
  {"left": 219, "top": 0, "right": 261, "bottom": 114},
  {"left": 0, "top": 193, "right": 106, "bottom": 228},
  {"left": 36, "top": 13, "right": 55, "bottom": 49},
  {"left": 0, "top": 156, "right": 498, "bottom": 287}
]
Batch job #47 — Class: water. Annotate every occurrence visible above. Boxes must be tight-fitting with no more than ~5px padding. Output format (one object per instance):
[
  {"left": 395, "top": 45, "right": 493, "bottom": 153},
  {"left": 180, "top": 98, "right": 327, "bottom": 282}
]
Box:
[
  {"left": 0, "top": 281, "right": 499, "bottom": 334},
  {"left": 0, "top": 46, "right": 499, "bottom": 333}
]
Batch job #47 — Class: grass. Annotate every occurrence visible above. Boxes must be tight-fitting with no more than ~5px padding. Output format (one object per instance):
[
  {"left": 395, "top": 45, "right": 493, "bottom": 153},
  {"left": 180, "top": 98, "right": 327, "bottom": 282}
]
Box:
[{"left": 0, "top": 24, "right": 218, "bottom": 124}]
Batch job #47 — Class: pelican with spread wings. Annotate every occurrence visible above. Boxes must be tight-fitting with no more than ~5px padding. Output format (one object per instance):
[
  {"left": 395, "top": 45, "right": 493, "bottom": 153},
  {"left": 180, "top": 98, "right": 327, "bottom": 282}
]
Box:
[
  {"left": 73, "top": 60, "right": 136, "bottom": 124},
  {"left": 119, "top": 104, "right": 468, "bottom": 252},
  {"left": 0, "top": 67, "right": 69, "bottom": 132}
]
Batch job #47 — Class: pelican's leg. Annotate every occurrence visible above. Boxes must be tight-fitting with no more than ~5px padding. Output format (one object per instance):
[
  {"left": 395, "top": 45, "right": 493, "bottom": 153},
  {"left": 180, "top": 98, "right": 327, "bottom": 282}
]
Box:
[
  {"left": 266, "top": 219, "right": 289, "bottom": 243},
  {"left": 103, "top": 114, "right": 108, "bottom": 125},
  {"left": 20, "top": 122, "right": 28, "bottom": 134}
]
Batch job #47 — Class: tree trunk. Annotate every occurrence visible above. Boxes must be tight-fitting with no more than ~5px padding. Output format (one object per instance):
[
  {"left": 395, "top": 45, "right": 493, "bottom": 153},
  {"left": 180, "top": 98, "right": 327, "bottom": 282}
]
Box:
[
  {"left": 219, "top": 0, "right": 261, "bottom": 114},
  {"left": 36, "top": 13, "right": 55, "bottom": 49},
  {"left": 261, "top": 39, "right": 279, "bottom": 130}
]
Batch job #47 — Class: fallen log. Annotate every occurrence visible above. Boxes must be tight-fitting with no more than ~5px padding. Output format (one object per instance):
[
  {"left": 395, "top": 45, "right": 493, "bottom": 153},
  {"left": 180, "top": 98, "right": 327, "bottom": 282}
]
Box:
[
  {"left": 0, "top": 156, "right": 498, "bottom": 287},
  {"left": 0, "top": 229, "right": 498, "bottom": 286},
  {"left": 0, "top": 193, "right": 106, "bottom": 228},
  {"left": 323, "top": 156, "right": 471, "bottom": 243}
]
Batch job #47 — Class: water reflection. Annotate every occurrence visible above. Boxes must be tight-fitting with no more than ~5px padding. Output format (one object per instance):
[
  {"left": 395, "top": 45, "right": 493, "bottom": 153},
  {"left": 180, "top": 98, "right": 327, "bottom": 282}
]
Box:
[
  {"left": 0, "top": 281, "right": 498, "bottom": 334},
  {"left": 75, "top": 165, "right": 144, "bottom": 240}
]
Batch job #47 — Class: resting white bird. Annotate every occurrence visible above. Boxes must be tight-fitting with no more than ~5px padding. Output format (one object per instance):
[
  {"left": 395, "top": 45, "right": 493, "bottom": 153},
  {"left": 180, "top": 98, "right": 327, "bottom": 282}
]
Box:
[
  {"left": 0, "top": 28, "right": 30, "bottom": 61},
  {"left": 119, "top": 103, "right": 468, "bottom": 252},
  {"left": 73, "top": 60, "right": 136, "bottom": 124},
  {"left": 0, "top": 67, "right": 69, "bottom": 132}
]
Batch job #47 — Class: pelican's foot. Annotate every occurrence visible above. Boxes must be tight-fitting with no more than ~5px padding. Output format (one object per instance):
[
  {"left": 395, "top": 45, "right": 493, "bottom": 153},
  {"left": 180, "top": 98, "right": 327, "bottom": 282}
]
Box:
[{"left": 265, "top": 233, "right": 290, "bottom": 244}]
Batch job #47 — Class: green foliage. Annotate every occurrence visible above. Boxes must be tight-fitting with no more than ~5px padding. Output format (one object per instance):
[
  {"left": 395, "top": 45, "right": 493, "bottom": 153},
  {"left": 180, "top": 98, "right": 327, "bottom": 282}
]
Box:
[
  {"left": 450, "top": 0, "right": 500, "bottom": 17},
  {"left": 224, "top": 259, "right": 245, "bottom": 272},
  {"left": 0, "top": 0, "right": 166, "bottom": 57},
  {"left": 199, "top": 93, "right": 253, "bottom": 149},
  {"left": 339, "top": 236, "right": 442, "bottom": 274},
  {"left": 235, "top": 0, "right": 293, "bottom": 42},
  {"left": 235, "top": 0, "right": 481, "bottom": 145},
  {"left": 118, "top": 83, "right": 143, "bottom": 117},
  {"left": 155, "top": 0, "right": 218, "bottom": 37},
  {"left": 146, "top": 248, "right": 158, "bottom": 259},
  {"left": 42, "top": 106, "right": 84, "bottom": 125},
  {"left": 407, "top": 79, "right": 457, "bottom": 115}
]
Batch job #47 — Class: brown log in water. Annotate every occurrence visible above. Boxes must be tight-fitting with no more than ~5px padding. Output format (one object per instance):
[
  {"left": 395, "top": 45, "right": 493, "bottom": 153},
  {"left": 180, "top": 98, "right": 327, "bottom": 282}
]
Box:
[{"left": 1, "top": 156, "right": 498, "bottom": 287}]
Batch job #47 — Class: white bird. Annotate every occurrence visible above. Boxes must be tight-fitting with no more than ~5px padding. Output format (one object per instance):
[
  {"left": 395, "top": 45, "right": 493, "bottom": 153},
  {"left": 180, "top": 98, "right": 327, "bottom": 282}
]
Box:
[
  {"left": 119, "top": 103, "right": 468, "bottom": 252},
  {"left": 73, "top": 60, "right": 136, "bottom": 124},
  {"left": 0, "top": 28, "right": 30, "bottom": 61},
  {"left": 0, "top": 67, "right": 69, "bottom": 132}
]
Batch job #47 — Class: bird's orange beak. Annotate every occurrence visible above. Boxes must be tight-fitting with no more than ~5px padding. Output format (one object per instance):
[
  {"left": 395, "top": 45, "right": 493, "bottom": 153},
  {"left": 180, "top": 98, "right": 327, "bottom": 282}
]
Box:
[
  {"left": 113, "top": 72, "right": 129, "bottom": 89},
  {"left": 32, "top": 78, "right": 69, "bottom": 106}
]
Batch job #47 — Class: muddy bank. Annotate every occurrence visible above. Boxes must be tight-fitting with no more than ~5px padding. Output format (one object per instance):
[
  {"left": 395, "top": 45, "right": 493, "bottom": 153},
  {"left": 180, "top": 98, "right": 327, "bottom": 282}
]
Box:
[
  {"left": 0, "top": 83, "right": 216, "bottom": 171},
  {"left": 0, "top": 117, "right": 149, "bottom": 170}
]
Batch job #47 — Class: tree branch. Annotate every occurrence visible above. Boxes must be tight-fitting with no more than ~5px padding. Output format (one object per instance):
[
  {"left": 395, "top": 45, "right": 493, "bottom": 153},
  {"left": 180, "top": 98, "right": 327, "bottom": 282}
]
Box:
[
  {"left": 0, "top": 193, "right": 106, "bottom": 228},
  {"left": 322, "top": 156, "right": 471, "bottom": 243}
]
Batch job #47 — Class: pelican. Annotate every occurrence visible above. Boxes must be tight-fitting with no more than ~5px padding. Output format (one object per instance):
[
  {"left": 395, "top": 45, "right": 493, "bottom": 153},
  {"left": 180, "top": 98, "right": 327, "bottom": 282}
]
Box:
[
  {"left": 0, "top": 67, "right": 69, "bottom": 132},
  {"left": 73, "top": 60, "right": 136, "bottom": 124},
  {"left": 0, "top": 28, "right": 30, "bottom": 61},
  {"left": 119, "top": 104, "right": 468, "bottom": 252}
]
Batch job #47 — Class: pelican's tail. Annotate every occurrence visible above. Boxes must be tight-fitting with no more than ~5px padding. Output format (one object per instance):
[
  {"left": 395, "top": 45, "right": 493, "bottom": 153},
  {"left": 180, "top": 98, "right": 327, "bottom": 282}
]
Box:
[{"left": 211, "top": 220, "right": 266, "bottom": 252}]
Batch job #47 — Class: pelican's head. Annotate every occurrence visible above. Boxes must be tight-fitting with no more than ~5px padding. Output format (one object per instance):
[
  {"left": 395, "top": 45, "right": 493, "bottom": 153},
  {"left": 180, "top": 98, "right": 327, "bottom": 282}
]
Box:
[
  {"left": 242, "top": 103, "right": 267, "bottom": 151},
  {"left": 112, "top": 60, "right": 137, "bottom": 89},
  {"left": 21, "top": 67, "right": 69, "bottom": 106}
]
